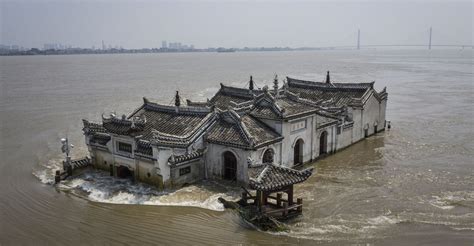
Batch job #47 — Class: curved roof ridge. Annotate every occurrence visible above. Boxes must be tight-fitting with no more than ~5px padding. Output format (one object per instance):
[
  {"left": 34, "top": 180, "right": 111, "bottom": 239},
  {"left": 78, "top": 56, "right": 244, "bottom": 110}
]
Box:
[
  {"left": 287, "top": 76, "right": 374, "bottom": 90},
  {"left": 220, "top": 109, "right": 254, "bottom": 146},
  {"left": 141, "top": 97, "right": 211, "bottom": 115},
  {"left": 219, "top": 83, "right": 260, "bottom": 97}
]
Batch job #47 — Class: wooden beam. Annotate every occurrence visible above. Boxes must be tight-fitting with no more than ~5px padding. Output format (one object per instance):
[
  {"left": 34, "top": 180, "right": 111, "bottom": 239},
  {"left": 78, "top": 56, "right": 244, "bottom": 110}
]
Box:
[{"left": 287, "top": 185, "right": 294, "bottom": 205}]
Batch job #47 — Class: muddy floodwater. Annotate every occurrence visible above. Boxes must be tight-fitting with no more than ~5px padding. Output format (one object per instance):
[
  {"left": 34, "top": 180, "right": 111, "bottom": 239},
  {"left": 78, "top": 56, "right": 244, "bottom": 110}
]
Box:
[{"left": 1, "top": 50, "right": 473, "bottom": 245}]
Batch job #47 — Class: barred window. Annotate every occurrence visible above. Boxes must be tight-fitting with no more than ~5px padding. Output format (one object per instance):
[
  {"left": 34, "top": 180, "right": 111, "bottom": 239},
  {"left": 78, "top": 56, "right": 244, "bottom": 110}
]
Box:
[
  {"left": 179, "top": 166, "right": 191, "bottom": 176},
  {"left": 118, "top": 142, "right": 132, "bottom": 153}
]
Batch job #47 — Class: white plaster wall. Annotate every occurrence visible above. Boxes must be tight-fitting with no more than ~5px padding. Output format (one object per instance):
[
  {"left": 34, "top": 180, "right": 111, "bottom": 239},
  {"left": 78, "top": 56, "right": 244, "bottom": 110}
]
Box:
[
  {"left": 156, "top": 148, "right": 172, "bottom": 182},
  {"left": 362, "top": 93, "right": 382, "bottom": 136},
  {"left": 189, "top": 136, "right": 205, "bottom": 152},
  {"left": 250, "top": 143, "right": 282, "bottom": 165},
  {"left": 336, "top": 127, "right": 353, "bottom": 150},
  {"left": 352, "top": 108, "right": 364, "bottom": 142},
  {"left": 110, "top": 135, "right": 136, "bottom": 159},
  {"left": 258, "top": 119, "right": 283, "bottom": 134},
  {"left": 204, "top": 143, "right": 250, "bottom": 183},
  {"left": 281, "top": 116, "right": 314, "bottom": 167},
  {"left": 170, "top": 160, "right": 204, "bottom": 187},
  {"left": 379, "top": 99, "right": 387, "bottom": 131},
  {"left": 314, "top": 126, "right": 336, "bottom": 158},
  {"left": 137, "top": 159, "right": 163, "bottom": 187},
  {"left": 93, "top": 149, "right": 114, "bottom": 171}
]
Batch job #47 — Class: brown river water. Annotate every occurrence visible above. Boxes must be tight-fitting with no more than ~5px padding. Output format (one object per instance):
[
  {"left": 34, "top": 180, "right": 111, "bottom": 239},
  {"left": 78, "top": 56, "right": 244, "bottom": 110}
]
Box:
[{"left": 1, "top": 50, "right": 473, "bottom": 245}]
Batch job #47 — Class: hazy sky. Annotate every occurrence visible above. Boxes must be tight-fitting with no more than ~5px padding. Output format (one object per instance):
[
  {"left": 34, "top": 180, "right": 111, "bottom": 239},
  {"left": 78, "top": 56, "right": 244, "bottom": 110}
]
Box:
[{"left": 1, "top": 0, "right": 472, "bottom": 49}]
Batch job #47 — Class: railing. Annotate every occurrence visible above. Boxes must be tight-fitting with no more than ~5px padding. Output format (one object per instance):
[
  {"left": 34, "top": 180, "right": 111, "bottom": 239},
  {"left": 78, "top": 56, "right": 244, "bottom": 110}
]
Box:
[
  {"left": 262, "top": 201, "right": 303, "bottom": 217},
  {"left": 241, "top": 192, "right": 304, "bottom": 218}
]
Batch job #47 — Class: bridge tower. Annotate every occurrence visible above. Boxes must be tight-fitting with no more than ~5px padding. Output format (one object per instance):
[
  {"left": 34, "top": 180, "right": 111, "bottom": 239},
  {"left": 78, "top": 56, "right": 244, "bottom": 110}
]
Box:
[
  {"left": 429, "top": 27, "right": 432, "bottom": 50},
  {"left": 357, "top": 29, "right": 360, "bottom": 50}
]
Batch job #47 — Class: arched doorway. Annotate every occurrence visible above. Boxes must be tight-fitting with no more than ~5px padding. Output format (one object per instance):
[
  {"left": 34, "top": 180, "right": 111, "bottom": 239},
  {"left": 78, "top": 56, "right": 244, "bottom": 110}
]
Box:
[
  {"left": 293, "top": 139, "right": 304, "bottom": 166},
  {"left": 223, "top": 151, "right": 237, "bottom": 181},
  {"left": 262, "top": 148, "right": 274, "bottom": 164},
  {"left": 116, "top": 165, "right": 133, "bottom": 179},
  {"left": 319, "top": 131, "right": 328, "bottom": 155}
]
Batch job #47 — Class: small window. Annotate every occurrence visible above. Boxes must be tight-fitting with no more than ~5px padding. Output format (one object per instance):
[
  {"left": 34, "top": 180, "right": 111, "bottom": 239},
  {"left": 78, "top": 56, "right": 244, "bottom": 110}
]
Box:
[
  {"left": 118, "top": 142, "right": 132, "bottom": 153},
  {"left": 337, "top": 126, "right": 341, "bottom": 135},
  {"left": 147, "top": 172, "right": 151, "bottom": 178},
  {"left": 179, "top": 166, "right": 191, "bottom": 176}
]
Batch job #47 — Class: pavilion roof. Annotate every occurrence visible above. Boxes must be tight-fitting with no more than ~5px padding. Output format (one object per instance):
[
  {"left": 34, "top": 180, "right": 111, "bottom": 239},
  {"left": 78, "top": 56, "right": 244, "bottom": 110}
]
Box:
[{"left": 248, "top": 163, "right": 314, "bottom": 191}]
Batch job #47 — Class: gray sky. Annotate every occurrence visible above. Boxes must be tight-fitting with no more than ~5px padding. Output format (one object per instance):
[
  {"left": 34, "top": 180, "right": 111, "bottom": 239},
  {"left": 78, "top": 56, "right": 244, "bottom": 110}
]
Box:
[{"left": 1, "top": 0, "right": 472, "bottom": 49}]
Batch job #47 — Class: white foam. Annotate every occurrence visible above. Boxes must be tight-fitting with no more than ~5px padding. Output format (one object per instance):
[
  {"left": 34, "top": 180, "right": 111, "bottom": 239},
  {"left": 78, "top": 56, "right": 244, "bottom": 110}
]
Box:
[
  {"left": 33, "top": 157, "right": 64, "bottom": 185},
  {"left": 33, "top": 169, "right": 54, "bottom": 185},
  {"left": 367, "top": 215, "right": 400, "bottom": 225},
  {"left": 451, "top": 227, "right": 474, "bottom": 231},
  {"left": 52, "top": 170, "right": 237, "bottom": 211},
  {"left": 428, "top": 191, "right": 474, "bottom": 210}
]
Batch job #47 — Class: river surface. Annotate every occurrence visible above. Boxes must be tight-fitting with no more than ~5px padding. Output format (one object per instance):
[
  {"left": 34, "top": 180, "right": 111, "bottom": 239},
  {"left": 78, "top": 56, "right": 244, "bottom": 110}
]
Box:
[{"left": 1, "top": 50, "right": 473, "bottom": 245}]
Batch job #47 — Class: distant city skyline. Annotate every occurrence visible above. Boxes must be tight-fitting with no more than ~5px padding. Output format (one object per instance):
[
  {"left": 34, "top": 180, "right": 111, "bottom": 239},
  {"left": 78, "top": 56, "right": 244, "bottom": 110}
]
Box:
[{"left": 1, "top": 1, "right": 472, "bottom": 49}]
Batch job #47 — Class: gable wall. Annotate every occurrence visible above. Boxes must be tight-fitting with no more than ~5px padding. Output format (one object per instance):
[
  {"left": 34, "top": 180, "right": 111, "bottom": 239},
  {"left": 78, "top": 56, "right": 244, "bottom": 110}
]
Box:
[
  {"left": 362, "top": 92, "right": 382, "bottom": 136},
  {"left": 204, "top": 143, "right": 250, "bottom": 184},
  {"left": 281, "top": 115, "right": 315, "bottom": 167}
]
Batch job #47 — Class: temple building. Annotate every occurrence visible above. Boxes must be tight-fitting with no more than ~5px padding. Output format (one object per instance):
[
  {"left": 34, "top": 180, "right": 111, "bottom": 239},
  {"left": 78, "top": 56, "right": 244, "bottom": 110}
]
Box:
[{"left": 82, "top": 72, "right": 388, "bottom": 188}]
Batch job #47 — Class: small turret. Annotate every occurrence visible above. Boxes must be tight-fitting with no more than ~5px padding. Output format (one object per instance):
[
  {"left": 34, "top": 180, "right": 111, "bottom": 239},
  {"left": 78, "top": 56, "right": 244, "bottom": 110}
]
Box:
[
  {"left": 175, "top": 91, "right": 181, "bottom": 107},
  {"left": 326, "top": 71, "right": 331, "bottom": 83},
  {"left": 249, "top": 76, "right": 254, "bottom": 90}
]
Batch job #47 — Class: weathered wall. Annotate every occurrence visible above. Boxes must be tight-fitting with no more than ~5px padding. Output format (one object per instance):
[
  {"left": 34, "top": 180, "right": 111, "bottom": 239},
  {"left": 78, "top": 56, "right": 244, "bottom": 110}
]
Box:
[
  {"left": 250, "top": 142, "right": 282, "bottom": 165},
  {"left": 284, "top": 116, "right": 316, "bottom": 167},
  {"left": 336, "top": 126, "right": 353, "bottom": 150},
  {"left": 351, "top": 108, "right": 363, "bottom": 142},
  {"left": 204, "top": 143, "right": 250, "bottom": 183},
  {"left": 156, "top": 148, "right": 172, "bottom": 183},
  {"left": 379, "top": 99, "right": 387, "bottom": 132},
  {"left": 258, "top": 118, "right": 283, "bottom": 134},
  {"left": 113, "top": 154, "right": 136, "bottom": 172},
  {"left": 362, "top": 93, "right": 382, "bottom": 136},
  {"left": 170, "top": 160, "right": 204, "bottom": 187},
  {"left": 314, "top": 125, "right": 337, "bottom": 157},
  {"left": 136, "top": 158, "right": 163, "bottom": 187},
  {"left": 93, "top": 149, "right": 114, "bottom": 172}
]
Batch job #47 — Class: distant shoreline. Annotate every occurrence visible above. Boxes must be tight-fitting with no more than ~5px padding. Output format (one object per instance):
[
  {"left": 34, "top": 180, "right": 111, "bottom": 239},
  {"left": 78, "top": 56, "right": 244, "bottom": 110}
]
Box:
[
  {"left": 1, "top": 46, "right": 471, "bottom": 57},
  {"left": 0, "top": 47, "right": 341, "bottom": 56}
]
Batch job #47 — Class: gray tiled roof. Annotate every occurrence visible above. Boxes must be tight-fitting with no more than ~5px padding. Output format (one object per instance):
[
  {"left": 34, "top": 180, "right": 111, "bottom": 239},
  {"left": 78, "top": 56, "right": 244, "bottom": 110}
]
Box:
[
  {"left": 135, "top": 140, "right": 153, "bottom": 156},
  {"left": 248, "top": 163, "right": 314, "bottom": 191},
  {"left": 82, "top": 119, "right": 111, "bottom": 145},
  {"left": 206, "top": 110, "right": 282, "bottom": 150},
  {"left": 168, "top": 149, "right": 204, "bottom": 166},
  {"left": 90, "top": 132, "right": 111, "bottom": 145},
  {"left": 102, "top": 115, "right": 146, "bottom": 136},
  {"left": 82, "top": 119, "right": 107, "bottom": 134},
  {"left": 249, "top": 91, "right": 318, "bottom": 120},
  {"left": 126, "top": 99, "right": 215, "bottom": 147},
  {"left": 316, "top": 112, "right": 339, "bottom": 128},
  {"left": 209, "top": 83, "right": 263, "bottom": 110},
  {"left": 241, "top": 114, "right": 283, "bottom": 147},
  {"left": 286, "top": 77, "right": 374, "bottom": 107}
]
